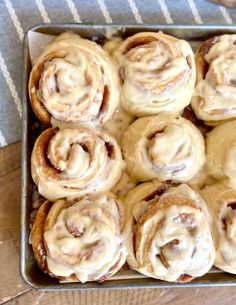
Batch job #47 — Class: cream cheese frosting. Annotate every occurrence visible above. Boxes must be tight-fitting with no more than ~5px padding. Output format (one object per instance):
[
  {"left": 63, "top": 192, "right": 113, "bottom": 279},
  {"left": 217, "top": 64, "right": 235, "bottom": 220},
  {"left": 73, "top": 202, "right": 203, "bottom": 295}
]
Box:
[
  {"left": 201, "top": 184, "right": 236, "bottom": 274},
  {"left": 31, "top": 127, "right": 125, "bottom": 200},
  {"left": 121, "top": 114, "right": 205, "bottom": 183},
  {"left": 206, "top": 120, "right": 236, "bottom": 188},
  {"left": 29, "top": 32, "right": 120, "bottom": 126},
  {"left": 192, "top": 34, "right": 236, "bottom": 123},
  {"left": 124, "top": 181, "right": 215, "bottom": 282},
  {"left": 43, "top": 193, "right": 127, "bottom": 282},
  {"left": 114, "top": 32, "right": 196, "bottom": 116}
]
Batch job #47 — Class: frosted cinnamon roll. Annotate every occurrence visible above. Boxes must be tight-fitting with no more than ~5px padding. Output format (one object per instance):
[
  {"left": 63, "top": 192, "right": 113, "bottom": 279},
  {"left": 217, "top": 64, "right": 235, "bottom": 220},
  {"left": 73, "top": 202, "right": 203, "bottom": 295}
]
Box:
[
  {"left": 124, "top": 180, "right": 215, "bottom": 282},
  {"left": 192, "top": 35, "right": 236, "bottom": 125},
  {"left": 31, "top": 127, "right": 124, "bottom": 200},
  {"left": 114, "top": 32, "right": 196, "bottom": 116},
  {"left": 201, "top": 184, "right": 236, "bottom": 274},
  {"left": 121, "top": 114, "right": 205, "bottom": 183},
  {"left": 32, "top": 193, "right": 127, "bottom": 282},
  {"left": 29, "top": 32, "right": 119, "bottom": 126},
  {"left": 206, "top": 120, "right": 236, "bottom": 188}
]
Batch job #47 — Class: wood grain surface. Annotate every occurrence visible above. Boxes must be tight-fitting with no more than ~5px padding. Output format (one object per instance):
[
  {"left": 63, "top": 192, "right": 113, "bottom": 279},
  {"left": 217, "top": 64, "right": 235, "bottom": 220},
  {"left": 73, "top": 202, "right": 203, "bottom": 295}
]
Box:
[{"left": 1, "top": 142, "right": 236, "bottom": 305}]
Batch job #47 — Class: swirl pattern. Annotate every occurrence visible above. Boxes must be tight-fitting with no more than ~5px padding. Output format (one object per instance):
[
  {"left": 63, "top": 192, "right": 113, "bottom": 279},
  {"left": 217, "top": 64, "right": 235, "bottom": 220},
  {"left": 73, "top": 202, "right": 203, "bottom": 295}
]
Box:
[
  {"left": 192, "top": 34, "right": 236, "bottom": 125},
  {"left": 32, "top": 193, "right": 127, "bottom": 282},
  {"left": 29, "top": 33, "right": 119, "bottom": 126},
  {"left": 114, "top": 32, "right": 195, "bottom": 116},
  {"left": 31, "top": 127, "right": 124, "bottom": 200},
  {"left": 201, "top": 184, "right": 236, "bottom": 274},
  {"left": 206, "top": 120, "right": 236, "bottom": 188},
  {"left": 124, "top": 180, "right": 215, "bottom": 282},
  {"left": 121, "top": 114, "right": 205, "bottom": 183}
]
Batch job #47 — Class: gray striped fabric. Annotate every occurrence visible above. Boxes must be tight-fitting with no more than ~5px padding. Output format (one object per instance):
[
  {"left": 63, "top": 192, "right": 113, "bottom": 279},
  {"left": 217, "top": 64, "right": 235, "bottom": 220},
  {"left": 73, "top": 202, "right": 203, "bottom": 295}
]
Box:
[{"left": 0, "top": 0, "right": 236, "bottom": 147}]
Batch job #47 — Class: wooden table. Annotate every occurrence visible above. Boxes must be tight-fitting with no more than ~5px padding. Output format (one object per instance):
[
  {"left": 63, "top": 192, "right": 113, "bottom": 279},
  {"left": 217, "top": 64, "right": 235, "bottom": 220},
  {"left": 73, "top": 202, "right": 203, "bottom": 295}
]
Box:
[{"left": 1, "top": 142, "right": 236, "bottom": 305}]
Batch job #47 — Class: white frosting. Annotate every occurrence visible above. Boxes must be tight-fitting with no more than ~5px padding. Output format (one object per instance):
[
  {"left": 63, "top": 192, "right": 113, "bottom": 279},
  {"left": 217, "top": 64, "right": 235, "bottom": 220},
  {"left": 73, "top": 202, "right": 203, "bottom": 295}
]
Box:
[
  {"left": 206, "top": 120, "right": 236, "bottom": 188},
  {"left": 121, "top": 114, "right": 205, "bottom": 183},
  {"left": 114, "top": 32, "right": 196, "bottom": 116},
  {"left": 125, "top": 182, "right": 215, "bottom": 282},
  {"left": 192, "top": 34, "right": 236, "bottom": 122},
  {"left": 201, "top": 184, "right": 236, "bottom": 274},
  {"left": 148, "top": 124, "right": 192, "bottom": 171},
  {"left": 29, "top": 32, "right": 119, "bottom": 125},
  {"left": 31, "top": 127, "right": 125, "bottom": 200},
  {"left": 44, "top": 194, "right": 127, "bottom": 282}
]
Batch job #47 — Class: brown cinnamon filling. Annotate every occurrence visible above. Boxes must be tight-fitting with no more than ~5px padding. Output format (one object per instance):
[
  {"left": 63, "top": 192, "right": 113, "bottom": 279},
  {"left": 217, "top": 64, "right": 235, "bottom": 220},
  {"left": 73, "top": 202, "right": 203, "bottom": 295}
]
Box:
[
  {"left": 203, "top": 61, "right": 210, "bottom": 78},
  {"left": 177, "top": 273, "right": 192, "bottom": 283},
  {"left": 122, "top": 36, "right": 157, "bottom": 55},
  {"left": 222, "top": 202, "right": 236, "bottom": 231},
  {"left": 227, "top": 201, "right": 236, "bottom": 210},
  {"left": 142, "top": 184, "right": 170, "bottom": 202},
  {"left": 197, "top": 37, "right": 217, "bottom": 57},
  {"left": 132, "top": 219, "right": 138, "bottom": 256},
  {"left": 54, "top": 74, "right": 60, "bottom": 93},
  {"left": 147, "top": 129, "right": 164, "bottom": 140},
  {"left": 80, "top": 142, "right": 90, "bottom": 153},
  {"left": 197, "top": 37, "right": 219, "bottom": 79},
  {"left": 119, "top": 67, "right": 125, "bottom": 83},
  {"left": 98, "top": 85, "right": 109, "bottom": 123},
  {"left": 105, "top": 142, "right": 115, "bottom": 159},
  {"left": 156, "top": 251, "right": 169, "bottom": 269},
  {"left": 39, "top": 128, "right": 63, "bottom": 174},
  {"left": 66, "top": 223, "right": 85, "bottom": 237},
  {"left": 156, "top": 239, "right": 180, "bottom": 269},
  {"left": 174, "top": 213, "right": 197, "bottom": 235},
  {"left": 182, "top": 106, "right": 212, "bottom": 136}
]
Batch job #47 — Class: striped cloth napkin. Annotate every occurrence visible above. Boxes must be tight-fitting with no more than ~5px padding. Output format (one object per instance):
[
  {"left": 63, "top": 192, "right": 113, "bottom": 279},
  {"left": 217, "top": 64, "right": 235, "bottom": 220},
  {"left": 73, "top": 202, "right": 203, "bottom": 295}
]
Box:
[{"left": 0, "top": 0, "right": 236, "bottom": 147}]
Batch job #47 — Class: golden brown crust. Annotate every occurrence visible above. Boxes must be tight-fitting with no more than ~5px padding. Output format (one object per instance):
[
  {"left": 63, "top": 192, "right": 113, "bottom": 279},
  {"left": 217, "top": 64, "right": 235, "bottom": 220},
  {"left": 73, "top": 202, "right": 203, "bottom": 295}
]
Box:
[
  {"left": 33, "top": 127, "right": 60, "bottom": 180},
  {"left": 32, "top": 200, "right": 52, "bottom": 275},
  {"left": 29, "top": 51, "right": 67, "bottom": 125},
  {"left": 195, "top": 37, "right": 217, "bottom": 91},
  {"left": 32, "top": 200, "right": 81, "bottom": 282}
]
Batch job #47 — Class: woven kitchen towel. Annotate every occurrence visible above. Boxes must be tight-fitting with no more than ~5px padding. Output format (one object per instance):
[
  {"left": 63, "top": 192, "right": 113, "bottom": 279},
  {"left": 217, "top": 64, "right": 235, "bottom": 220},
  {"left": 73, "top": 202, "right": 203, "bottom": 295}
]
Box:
[{"left": 0, "top": 0, "right": 236, "bottom": 147}]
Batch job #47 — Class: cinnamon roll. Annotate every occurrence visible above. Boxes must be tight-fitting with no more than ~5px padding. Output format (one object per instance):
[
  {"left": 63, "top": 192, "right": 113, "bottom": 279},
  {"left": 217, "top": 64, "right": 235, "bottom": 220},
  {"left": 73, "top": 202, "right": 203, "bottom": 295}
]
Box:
[
  {"left": 201, "top": 184, "right": 236, "bottom": 274},
  {"left": 29, "top": 32, "right": 119, "bottom": 126},
  {"left": 206, "top": 120, "right": 236, "bottom": 188},
  {"left": 192, "top": 34, "right": 236, "bottom": 125},
  {"left": 114, "top": 32, "right": 196, "bottom": 116},
  {"left": 32, "top": 193, "right": 127, "bottom": 282},
  {"left": 121, "top": 114, "right": 205, "bottom": 183},
  {"left": 31, "top": 127, "right": 124, "bottom": 200},
  {"left": 124, "top": 180, "right": 215, "bottom": 282}
]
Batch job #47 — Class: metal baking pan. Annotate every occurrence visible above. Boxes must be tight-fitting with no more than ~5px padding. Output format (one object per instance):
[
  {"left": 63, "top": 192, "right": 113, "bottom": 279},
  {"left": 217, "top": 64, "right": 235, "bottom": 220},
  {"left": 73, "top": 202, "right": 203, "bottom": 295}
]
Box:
[{"left": 21, "top": 23, "right": 236, "bottom": 290}]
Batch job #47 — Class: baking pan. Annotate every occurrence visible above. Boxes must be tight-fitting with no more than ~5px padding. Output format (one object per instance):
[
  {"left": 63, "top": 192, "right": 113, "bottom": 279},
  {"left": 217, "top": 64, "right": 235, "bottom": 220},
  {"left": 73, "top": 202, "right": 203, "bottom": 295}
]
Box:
[{"left": 21, "top": 23, "right": 236, "bottom": 290}]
